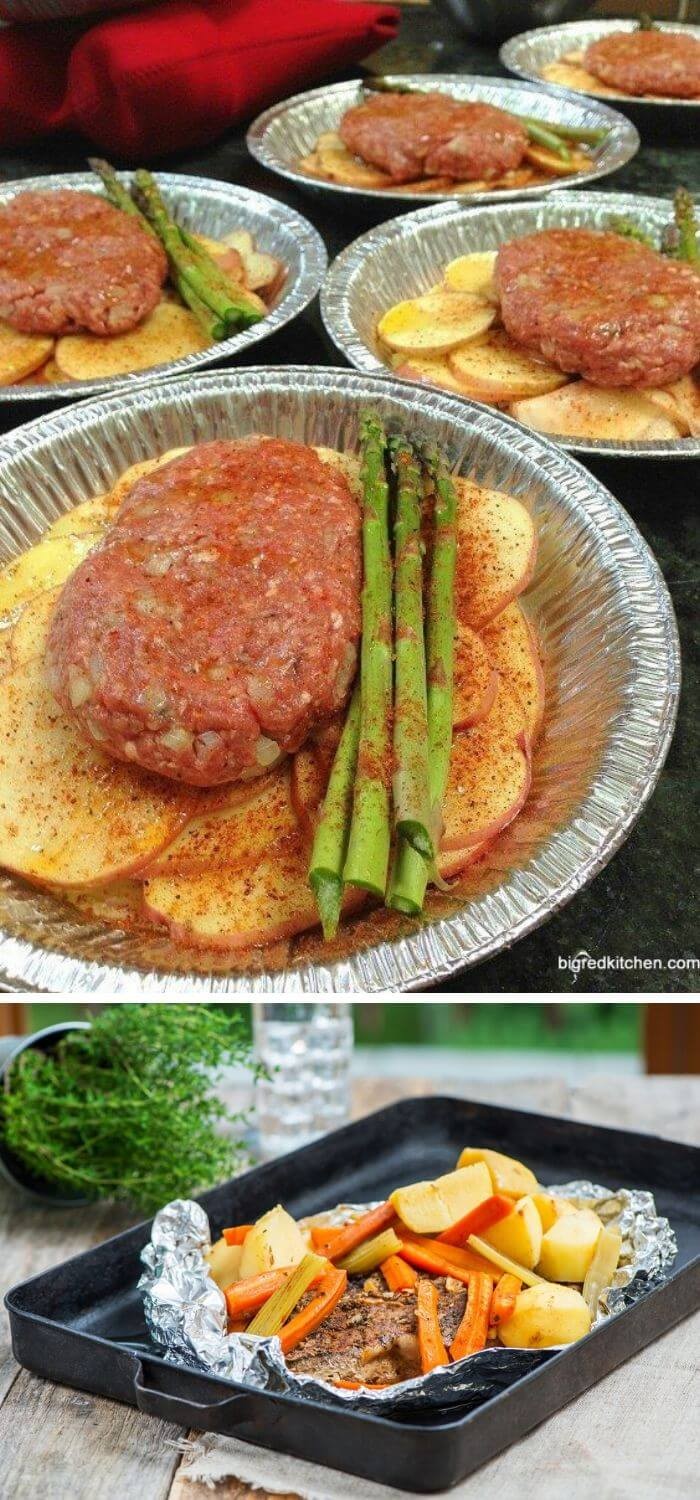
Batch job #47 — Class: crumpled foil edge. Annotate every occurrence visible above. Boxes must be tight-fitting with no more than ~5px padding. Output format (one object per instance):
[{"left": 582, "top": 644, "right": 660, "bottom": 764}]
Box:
[{"left": 138, "top": 1182, "right": 677, "bottom": 1412}]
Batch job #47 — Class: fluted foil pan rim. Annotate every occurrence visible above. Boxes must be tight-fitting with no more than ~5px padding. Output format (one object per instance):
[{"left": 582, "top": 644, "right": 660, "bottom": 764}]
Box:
[
  {"left": 321, "top": 190, "right": 700, "bottom": 459},
  {"left": 246, "top": 76, "right": 638, "bottom": 207},
  {"left": 138, "top": 1185, "right": 677, "bottom": 1412},
  {"left": 0, "top": 172, "right": 327, "bottom": 403},
  {"left": 0, "top": 366, "right": 680, "bottom": 993},
  {"left": 501, "top": 20, "right": 700, "bottom": 110}
]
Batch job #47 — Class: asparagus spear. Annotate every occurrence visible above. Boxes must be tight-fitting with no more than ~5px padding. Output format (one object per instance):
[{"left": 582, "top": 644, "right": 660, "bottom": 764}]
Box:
[
  {"left": 388, "top": 446, "right": 457, "bottom": 915},
  {"left": 607, "top": 215, "right": 658, "bottom": 250},
  {"left": 132, "top": 170, "right": 263, "bottom": 336},
  {"left": 390, "top": 437, "right": 432, "bottom": 862},
  {"left": 520, "top": 119, "right": 571, "bottom": 162},
  {"left": 516, "top": 116, "right": 609, "bottom": 147},
  {"left": 663, "top": 187, "right": 699, "bottom": 264},
  {"left": 308, "top": 686, "right": 361, "bottom": 940},
  {"left": 343, "top": 414, "right": 393, "bottom": 899}
]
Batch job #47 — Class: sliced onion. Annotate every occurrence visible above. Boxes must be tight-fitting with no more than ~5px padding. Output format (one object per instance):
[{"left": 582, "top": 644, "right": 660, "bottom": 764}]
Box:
[
  {"left": 159, "top": 726, "right": 192, "bottom": 754},
  {"left": 255, "top": 735, "right": 281, "bottom": 767},
  {"left": 68, "top": 669, "right": 92, "bottom": 709}
]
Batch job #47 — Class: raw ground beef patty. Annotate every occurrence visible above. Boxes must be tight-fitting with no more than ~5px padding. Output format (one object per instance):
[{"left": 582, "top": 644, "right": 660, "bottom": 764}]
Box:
[
  {"left": 339, "top": 93, "right": 527, "bottom": 183},
  {"left": 0, "top": 190, "right": 167, "bottom": 336},
  {"left": 46, "top": 439, "right": 362, "bottom": 786},
  {"left": 496, "top": 228, "right": 700, "bottom": 388},
  {"left": 583, "top": 30, "right": 700, "bottom": 100},
  {"left": 286, "top": 1276, "right": 467, "bottom": 1384}
]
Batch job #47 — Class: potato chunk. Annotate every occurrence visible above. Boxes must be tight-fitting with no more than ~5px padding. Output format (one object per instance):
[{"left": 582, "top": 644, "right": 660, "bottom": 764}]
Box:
[
  {"left": 206, "top": 1236, "right": 243, "bottom": 1291},
  {"left": 532, "top": 1193, "right": 577, "bottom": 1233},
  {"left": 457, "top": 1147, "right": 539, "bottom": 1198},
  {"left": 377, "top": 290, "right": 496, "bottom": 354},
  {"left": 390, "top": 1162, "right": 492, "bottom": 1234},
  {"left": 499, "top": 1283, "right": 592, "bottom": 1349},
  {"left": 482, "top": 1194, "right": 542, "bottom": 1270},
  {"left": 238, "top": 1206, "right": 307, "bottom": 1279},
  {"left": 537, "top": 1208, "right": 603, "bottom": 1283}
]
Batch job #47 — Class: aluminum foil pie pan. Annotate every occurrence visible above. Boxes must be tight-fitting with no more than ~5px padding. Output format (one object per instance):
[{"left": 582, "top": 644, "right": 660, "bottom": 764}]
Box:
[
  {"left": 321, "top": 191, "right": 700, "bottom": 459},
  {"left": 500, "top": 21, "right": 700, "bottom": 131},
  {"left": 0, "top": 366, "right": 679, "bottom": 993},
  {"left": 0, "top": 172, "right": 327, "bottom": 404},
  {"left": 246, "top": 76, "right": 639, "bottom": 208}
]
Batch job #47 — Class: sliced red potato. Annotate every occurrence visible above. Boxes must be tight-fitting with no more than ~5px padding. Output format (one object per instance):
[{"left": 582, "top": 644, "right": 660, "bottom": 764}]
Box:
[
  {"left": 0, "top": 618, "right": 13, "bottom": 677},
  {"left": 645, "top": 376, "right": 700, "bottom": 437},
  {"left": 540, "top": 60, "right": 618, "bottom": 96},
  {"left": 55, "top": 303, "right": 210, "bottom": 381},
  {"left": 141, "top": 768, "right": 296, "bottom": 879},
  {"left": 45, "top": 494, "right": 116, "bottom": 542},
  {"left": 0, "top": 653, "right": 192, "bottom": 887},
  {"left": 481, "top": 602, "right": 545, "bottom": 742},
  {"left": 393, "top": 353, "right": 468, "bottom": 394},
  {"left": 377, "top": 291, "right": 496, "bottom": 355},
  {"left": 436, "top": 836, "right": 491, "bottom": 880},
  {"left": 440, "top": 680, "right": 531, "bottom": 852},
  {"left": 511, "top": 382, "right": 681, "bottom": 442},
  {"left": 143, "top": 831, "right": 363, "bottom": 951},
  {"left": 291, "top": 748, "right": 328, "bottom": 844},
  {"left": 0, "top": 532, "right": 99, "bottom": 616},
  {"left": 523, "top": 144, "right": 592, "bottom": 177},
  {"left": 453, "top": 621, "right": 499, "bottom": 731},
  {"left": 443, "top": 253, "right": 498, "bottom": 299},
  {"left": 314, "top": 132, "right": 394, "bottom": 189},
  {"left": 65, "top": 878, "right": 150, "bottom": 931},
  {"left": 9, "top": 587, "right": 60, "bottom": 670},
  {"left": 0, "top": 320, "right": 53, "bottom": 384},
  {"left": 455, "top": 481, "right": 537, "bottom": 630},
  {"left": 220, "top": 230, "right": 282, "bottom": 297},
  {"left": 449, "top": 330, "right": 569, "bottom": 403}
]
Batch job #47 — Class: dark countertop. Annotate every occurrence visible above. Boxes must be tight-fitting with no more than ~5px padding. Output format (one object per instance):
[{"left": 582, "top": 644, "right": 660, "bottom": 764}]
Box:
[{"left": 0, "top": 9, "right": 697, "bottom": 994}]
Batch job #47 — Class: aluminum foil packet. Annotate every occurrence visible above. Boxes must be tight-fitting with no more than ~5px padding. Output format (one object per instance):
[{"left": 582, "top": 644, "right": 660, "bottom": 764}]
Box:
[{"left": 138, "top": 1184, "right": 677, "bottom": 1412}]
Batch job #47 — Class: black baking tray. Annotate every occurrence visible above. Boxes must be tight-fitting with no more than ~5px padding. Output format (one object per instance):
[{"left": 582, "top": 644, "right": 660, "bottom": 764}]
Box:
[{"left": 6, "top": 1095, "right": 700, "bottom": 1492}]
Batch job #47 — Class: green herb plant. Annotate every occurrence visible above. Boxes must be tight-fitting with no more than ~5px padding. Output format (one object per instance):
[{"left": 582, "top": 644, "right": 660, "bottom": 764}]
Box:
[{"left": 0, "top": 1005, "right": 257, "bottom": 1212}]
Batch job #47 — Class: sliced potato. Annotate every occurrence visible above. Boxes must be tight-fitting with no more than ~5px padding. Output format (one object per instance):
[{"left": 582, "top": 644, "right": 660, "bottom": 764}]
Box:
[
  {"left": 523, "top": 143, "right": 592, "bottom": 178},
  {"left": 45, "top": 494, "right": 115, "bottom": 542},
  {"left": 511, "top": 382, "right": 681, "bottom": 442},
  {"left": 0, "top": 320, "right": 53, "bottom": 384},
  {"left": 377, "top": 291, "right": 496, "bottom": 355},
  {"left": 540, "top": 61, "right": 618, "bottom": 96},
  {"left": 390, "top": 1162, "right": 493, "bottom": 1235},
  {"left": 645, "top": 376, "right": 700, "bottom": 437},
  {"left": 443, "top": 253, "right": 498, "bottom": 299},
  {"left": 499, "top": 1283, "right": 592, "bottom": 1349},
  {"left": 482, "top": 1195, "right": 542, "bottom": 1270},
  {"left": 532, "top": 1193, "right": 577, "bottom": 1234},
  {"left": 64, "top": 878, "right": 147, "bottom": 931},
  {"left": 0, "top": 533, "right": 98, "bottom": 616},
  {"left": 453, "top": 621, "right": 499, "bottom": 731},
  {"left": 450, "top": 329, "right": 569, "bottom": 402},
  {"left": 455, "top": 481, "right": 537, "bottom": 630},
  {"left": 457, "top": 1147, "right": 539, "bottom": 1199},
  {"left": 537, "top": 1208, "right": 603, "bottom": 1283},
  {"left": 480, "top": 602, "right": 545, "bottom": 742},
  {"left": 290, "top": 748, "right": 327, "bottom": 844},
  {"left": 142, "top": 769, "right": 295, "bottom": 879},
  {"left": 9, "top": 588, "right": 60, "bottom": 670},
  {"left": 441, "top": 681, "right": 531, "bottom": 852},
  {"left": 206, "top": 1236, "right": 244, "bottom": 1291},
  {"left": 239, "top": 1205, "right": 307, "bottom": 1280},
  {"left": 316, "top": 132, "right": 393, "bottom": 189},
  {"left": 393, "top": 353, "right": 467, "bottom": 394},
  {"left": 0, "top": 653, "right": 192, "bottom": 887},
  {"left": 55, "top": 302, "right": 210, "bottom": 381}
]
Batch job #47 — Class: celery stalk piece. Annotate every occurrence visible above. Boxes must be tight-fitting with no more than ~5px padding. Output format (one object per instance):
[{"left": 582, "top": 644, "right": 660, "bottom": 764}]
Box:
[
  {"left": 246, "top": 1252, "right": 325, "bottom": 1336},
  {"left": 338, "top": 1228, "right": 403, "bottom": 1275},
  {"left": 582, "top": 1226, "right": 622, "bottom": 1315},
  {"left": 467, "top": 1234, "right": 545, "bottom": 1288}
]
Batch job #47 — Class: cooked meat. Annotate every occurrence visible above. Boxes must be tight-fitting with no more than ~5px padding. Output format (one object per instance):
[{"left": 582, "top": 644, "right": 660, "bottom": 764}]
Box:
[
  {"left": 583, "top": 30, "right": 700, "bottom": 100},
  {"left": 339, "top": 93, "right": 527, "bottom": 184},
  {"left": 496, "top": 228, "right": 700, "bottom": 389},
  {"left": 0, "top": 190, "right": 167, "bottom": 337},
  {"left": 286, "top": 1276, "right": 467, "bottom": 1384},
  {"left": 46, "top": 439, "right": 361, "bottom": 786}
]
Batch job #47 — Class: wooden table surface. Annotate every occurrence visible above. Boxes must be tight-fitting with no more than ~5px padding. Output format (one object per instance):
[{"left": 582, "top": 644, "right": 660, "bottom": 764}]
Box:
[{"left": 1, "top": 1075, "right": 698, "bottom": 1500}]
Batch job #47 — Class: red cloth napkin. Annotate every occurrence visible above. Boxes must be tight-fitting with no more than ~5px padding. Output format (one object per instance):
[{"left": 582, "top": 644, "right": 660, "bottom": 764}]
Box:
[{"left": 0, "top": 0, "right": 399, "bottom": 157}]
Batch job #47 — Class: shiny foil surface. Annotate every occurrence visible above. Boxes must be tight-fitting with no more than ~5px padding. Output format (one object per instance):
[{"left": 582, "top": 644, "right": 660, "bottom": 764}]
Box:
[
  {"left": 139, "top": 1186, "right": 677, "bottom": 1412},
  {"left": 0, "top": 172, "right": 327, "bottom": 403},
  {"left": 247, "top": 75, "right": 639, "bottom": 207},
  {"left": 321, "top": 190, "right": 700, "bottom": 460},
  {"left": 0, "top": 368, "right": 679, "bottom": 992}
]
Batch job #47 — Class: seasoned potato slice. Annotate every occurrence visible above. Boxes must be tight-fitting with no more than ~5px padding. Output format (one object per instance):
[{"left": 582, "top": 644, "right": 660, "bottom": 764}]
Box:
[
  {"left": 453, "top": 621, "right": 499, "bottom": 731},
  {"left": 55, "top": 302, "right": 210, "bottom": 380},
  {"left": 443, "top": 252, "right": 498, "bottom": 299},
  {"left": 316, "top": 131, "right": 394, "bottom": 189},
  {"left": 537, "top": 1208, "right": 603, "bottom": 1283},
  {"left": 142, "top": 769, "right": 295, "bottom": 879},
  {"left": 220, "top": 232, "right": 282, "bottom": 296},
  {"left": 21, "top": 356, "right": 64, "bottom": 386},
  {"left": 45, "top": 494, "right": 115, "bottom": 542},
  {"left": 450, "top": 329, "right": 569, "bottom": 402},
  {"left": 457, "top": 1147, "right": 539, "bottom": 1199},
  {"left": 0, "top": 653, "right": 192, "bottom": 887},
  {"left": 540, "top": 61, "right": 618, "bottom": 96},
  {"left": 523, "top": 144, "right": 592, "bottom": 177},
  {"left": 290, "top": 748, "right": 327, "bottom": 844},
  {"left": 0, "top": 532, "right": 98, "bottom": 616},
  {"left": 481, "top": 602, "right": 545, "bottom": 742},
  {"left": 511, "top": 382, "right": 681, "bottom": 442},
  {"left": 377, "top": 291, "right": 496, "bottom": 354},
  {"left": 0, "top": 320, "right": 53, "bottom": 384},
  {"left": 9, "top": 588, "right": 59, "bottom": 670},
  {"left": 645, "top": 376, "right": 700, "bottom": 437},
  {"left": 499, "top": 1284, "right": 592, "bottom": 1349},
  {"left": 455, "top": 480, "right": 537, "bottom": 630},
  {"left": 393, "top": 353, "right": 468, "bottom": 394},
  {"left": 390, "top": 1162, "right": 493, "bottom": 1234},
  {"left": 64, "top": 878, "right": 147, "bottom": 930},
  {"left": 482, "top": 1195, "right": 542, "bottom": 1270},
  {"left": 441, "top": 681, "right": 531, "bottom": 852},
  {"left": 239, "top": 1205, "right": 307, "bottom": 1279}
]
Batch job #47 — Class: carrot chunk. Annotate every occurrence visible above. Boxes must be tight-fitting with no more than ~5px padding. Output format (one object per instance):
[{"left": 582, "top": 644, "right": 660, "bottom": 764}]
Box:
[
  {"left": 416, "top": 1278, "right": 449, "bottom": 1373},
  {"left": 225, "top": 1269, "right": 288, "bottom": 1319},
  {"left": 450, "top": 1272, "right": 492, "bottom": 1360},
  {"left": 310, "top": 1225, "right": 345, "bottom": 1253},
  {"left": 222, "top": 1224, "right": 254, "bottom": 1246},
  {"left": 438, "top": 1195, "right": 514, "bottom": 1246},
  {"left": 489, "top": 1272, "right": 521, "bottom": 1327},
  {"left": 324, "top": 1203, "right": 396, "bottom": 1263},
  {"left": 279, "top": 1266, "right": 348, "bottom": 1354},
  {"left": 381, "top": 1254, "right": 418, "bottom": 1291}
]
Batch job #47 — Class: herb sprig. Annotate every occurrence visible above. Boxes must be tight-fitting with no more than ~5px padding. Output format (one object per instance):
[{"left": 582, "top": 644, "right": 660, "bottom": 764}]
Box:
[{"left": 0, "top": 1005, "right": 256, "bottom": 1212}]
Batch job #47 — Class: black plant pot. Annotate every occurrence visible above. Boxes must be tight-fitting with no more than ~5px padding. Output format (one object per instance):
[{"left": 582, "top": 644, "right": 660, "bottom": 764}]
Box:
[{"left": 0, "top": 1021, "right": 92, "bottom": 1205}]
